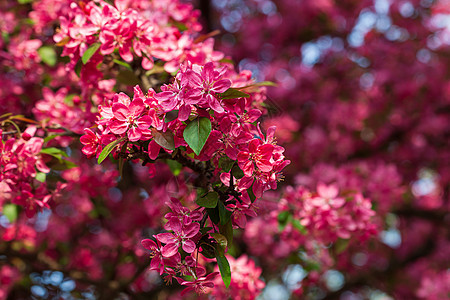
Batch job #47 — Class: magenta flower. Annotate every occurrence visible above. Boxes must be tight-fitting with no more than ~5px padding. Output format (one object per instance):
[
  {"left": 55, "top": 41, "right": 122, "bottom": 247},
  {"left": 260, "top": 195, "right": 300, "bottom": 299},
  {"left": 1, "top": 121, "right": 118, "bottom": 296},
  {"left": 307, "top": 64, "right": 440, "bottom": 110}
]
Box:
[
  {"left": 177, "top": 272, "right": 219, "bottom": 296},
  {"left": 109, "top": 98, "right": 152, "bottom": 141},
  {"left": 99, "top": 19, "right": 135, "bottom": 62},
  {"left": 156, "top": 218, "right": 200, "bottom": 256},
  {"left": 311, "top": 183, "right": 346, "bottom": 210},
  {"left": 186, "top": 62, "right": 231, "bottom": 113},
  {"left": 80, "top": 128, "right": 102, "bottom": 158},
  {"left": 237, "top": 138, "right": 275, "bottom": 177},
  {"left": 141, "top": 238, "right": 180, "bottom": 275}
]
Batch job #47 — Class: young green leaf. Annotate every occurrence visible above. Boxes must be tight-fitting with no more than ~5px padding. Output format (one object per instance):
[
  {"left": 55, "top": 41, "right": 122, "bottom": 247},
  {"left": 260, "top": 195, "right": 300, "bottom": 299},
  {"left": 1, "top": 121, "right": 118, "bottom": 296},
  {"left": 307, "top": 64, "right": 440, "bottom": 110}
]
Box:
[
  {"left": 2, "top": 204, "right": 19, "bottom": 223},
  {"left": 236, "top": 81, "right": 277, "bottom": 89},
  {"left": 218, "top": 201, "right": 233, "bottom": 225},
  {"left": 183, "top": 117, "right": 212, "bottom": 155},
  {"left": 166, "top": 159, "right": 182, "bottom": 176},
  {"left": 216, "top": 254, "right": 231, "bottom": 288},
  {"left": 40, "top": 147, "right": 68, "bottom": 163},
  {"left": 210, "top": 233, "right": 228, "bottom": 255},
  {"left": 196, "top": 192, "right": 219, "bottom": 208},
  {"left": 40, "top": 147, "right": 68, "bottom": 157},
  {"left": 291, "top": 218, "right": 307, "bottom": 235},
  {"left": 97, "top": 137, "right": 126, "bottom": 164},
  {"left": 82, "top": 43, "right": 101, "bottom": 64},
  {"left": 219, "top": 88, "right": 250, "bottom": 100},
  {"left": 35, "top": 172, "right": 46, "bottom": 183},
  {"left": 218, "top": 218, "right": 233, "bottom": 247},
  {"left": 113, "top": 59, "right": 132, "bottom": 70},
  {"left": 38, "top": 46, "right": 57, "bottom": 66}
]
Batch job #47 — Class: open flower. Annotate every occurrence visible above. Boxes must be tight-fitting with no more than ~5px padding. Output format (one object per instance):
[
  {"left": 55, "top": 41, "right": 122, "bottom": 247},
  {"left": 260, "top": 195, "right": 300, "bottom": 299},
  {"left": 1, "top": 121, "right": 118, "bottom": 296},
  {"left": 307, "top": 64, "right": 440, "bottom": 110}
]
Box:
[
  {"left": 109, "top": 98, "right": 152, "bottom": 141},
  {"left": 177, "top": 272, "right": 219, "bottom": 296},
  {"left": 156, "top": 218, "right": 200, "bottom": 256}
]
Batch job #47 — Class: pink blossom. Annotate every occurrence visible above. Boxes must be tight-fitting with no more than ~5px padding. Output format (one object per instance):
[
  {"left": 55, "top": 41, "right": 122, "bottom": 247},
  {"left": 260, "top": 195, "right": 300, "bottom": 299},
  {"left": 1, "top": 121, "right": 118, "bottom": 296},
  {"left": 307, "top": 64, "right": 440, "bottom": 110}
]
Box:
[{"left": 109, "top": 98, "right": 152, "bottom": 141}]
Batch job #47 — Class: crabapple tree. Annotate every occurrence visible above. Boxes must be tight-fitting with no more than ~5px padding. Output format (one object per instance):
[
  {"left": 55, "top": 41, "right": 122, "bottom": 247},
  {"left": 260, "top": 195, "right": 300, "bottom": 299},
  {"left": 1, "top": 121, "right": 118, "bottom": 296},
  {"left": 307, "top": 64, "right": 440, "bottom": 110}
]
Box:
[{"left": 0, "top": 0, "right": 449, "bottom": 300}]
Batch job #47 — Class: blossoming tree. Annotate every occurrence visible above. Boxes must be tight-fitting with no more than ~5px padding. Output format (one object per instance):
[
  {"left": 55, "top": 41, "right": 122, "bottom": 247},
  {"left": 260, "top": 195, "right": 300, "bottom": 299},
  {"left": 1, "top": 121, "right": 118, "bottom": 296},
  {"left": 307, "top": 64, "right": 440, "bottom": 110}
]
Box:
[{"left": 0, "top": 0, "right": 448, "bottom": 299}]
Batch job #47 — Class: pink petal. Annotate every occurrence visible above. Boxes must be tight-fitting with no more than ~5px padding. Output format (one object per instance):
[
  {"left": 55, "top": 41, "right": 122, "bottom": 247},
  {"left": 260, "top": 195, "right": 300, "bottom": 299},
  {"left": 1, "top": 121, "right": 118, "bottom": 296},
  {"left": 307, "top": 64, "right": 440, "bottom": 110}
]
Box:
[
  {"left": 207, "top": 94, "right": 224, "bottom": 113},
  {"left": 119, "top": 44, "right": 133, "bottom": 62},
  {"left": 129, "top": 99, "right": 145, "bottom": 117},
  {"left": 178, "top": 104, "right": 191, "bottom": 121},
  {"left": 109, "top": 120, "right": 129, "bottom": 135},
  {"left": 148, "top": 140, "right": 161, "bottom": 160},
  {"left": 182, "top": 239, "right": 196, "bottom": 253},
  {"left": 256, "top": 159, "right": 273, "bottom": 172},
  {"left": 127, "top": 127, "right": 142, "bottom": 142},
  {"left": 141, "top": 239, "right": 157, "bottom": 250},
  {"left": 212, "top": 79, "right": 231, "bottom": 93},
  {"left": 112, "top": 102, "right": 130, "bottom": 121},
  {"left": 183, "top": 222, "right": 200, "bottom": 239},
  {"left": 156, "top": 233, "right": 177, "bottom": 244},
  {"left": 161, "top": 243, "right": 179, "bottom": 257}
]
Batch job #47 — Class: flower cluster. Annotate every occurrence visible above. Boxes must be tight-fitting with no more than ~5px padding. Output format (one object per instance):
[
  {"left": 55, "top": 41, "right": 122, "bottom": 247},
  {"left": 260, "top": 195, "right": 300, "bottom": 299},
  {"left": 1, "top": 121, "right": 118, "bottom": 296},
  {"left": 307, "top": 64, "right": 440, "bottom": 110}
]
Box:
[
  {"left": 285, "top": 183, "right": 377, "bottom": 244},
  {"left": 141, "top": 199, "right": 215, "bottom": 295},
  {"left": 54, "top": 0, "right": 219, "bottom": 72},
  {"left": 0, "top": 127, "right": 58, "bottom": 218},
  {"left": 155, "top": 62, "right": 231, "bottom": 117},
  {"left": 211, "top": 255, "right": 265, "bottom": 300}
]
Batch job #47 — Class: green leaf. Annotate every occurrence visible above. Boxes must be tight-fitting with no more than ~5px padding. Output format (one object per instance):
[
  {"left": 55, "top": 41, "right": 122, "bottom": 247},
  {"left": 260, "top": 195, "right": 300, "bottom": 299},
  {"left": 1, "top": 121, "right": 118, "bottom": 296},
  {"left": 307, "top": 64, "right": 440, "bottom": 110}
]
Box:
[
  {"left": 113, "top": 59, "right": 132, "bottom": 70},
  {"left": 40, "top": 147, "right": 68, "bottom": 163},
  {"left": 38, "top": 46, "right": 57, "bottom": 66},
  {"left": 219, "top": 157, "right": 234, "bottom": 172},
  {"left": 97, "top": 137, "right": 126, "bottom": 164},
  {"left": 116, "top": 69, "right": 140, "bottom": 86},
  {"left": 216, "top": 254, "right": 231, "bottom": 288},
  {"left": 151, "top": 128, "right": 175, "bottom": 150},
  {"left": 218, "top": 219, "right": 233, "bottom": 247},
  {"left": 172, "top": 21, "right": 188, "bottom": 31},
  {"left": 145, "top": 64, "right": 166, "bottom": 76},
  {"left": 43, "top": 135, "right": 58, "bottom": 143},
  {"left": 74, "top": 60, "right": 82, "bottom": 77},
  {"left": 198, "top": 235, "right": 217, "bottom": 259},
  {"left": 237, "top": 81, "right": 277, "bottom": 89},
  {"left": 277, "top": 211, "right": 290, "bottom": 224},
  {"left": 219, "top": 88, "right": 250, "bottom": 100},
  {"left": 64, "top": 94, "right": 76, "bottom": 105},
  {"left": 82, "top": 43, "right": 101, "bottom": 64},
  {"left": 183, "top": 117, "right": 212, "bottom": 155},
  {"left": 247, "top": 186, "right": 256, "bottom": 203},
  {"left": 210, "top": 233, "right": 228, "bottom": 255},
  {"left": 35, "top": 172, "right": 46, "bottom": 183},
  {"left": 40, "top": 147, "right": 68, "bottom": 157},
  {"left": 51, "top": 159, "right": 77, "bottom": 171},
  {"left": 200, "top": 226, "right": 213, "bottom": 234},
  {"left": 218, "top": 58, "right": 234, "bottom": 64},
  {"left": 291, "top": 219, "right": 307, "bottom": 235},
  {"left": 335, "top": 238, "right": 350, "bottom": 254},
  {"left": 231, "top": 164, "right": 244, "bottom": 179},
  {"left": 2, "top": 204, "right": 19, "bottom": 223},
  {"left": 218, "top": 201, "right": 232, "bottom": 226},
  {"left": 63, "top": 160, "right": 77, "bottom": 169},
  {"left": 207, "top": 207, "right": 220, "bottom": 225},
  {"left": 165, "top": 110, "right": 179, "bottom": 123},
  {"left": 18, "top": 0, "right": 33, "bottom": 4},
  {"left": 166, "top": 159, "right": 182, "bottom": 176},
  {"left": 196, "top": 192, "right": 219, "bottom": 208}
]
